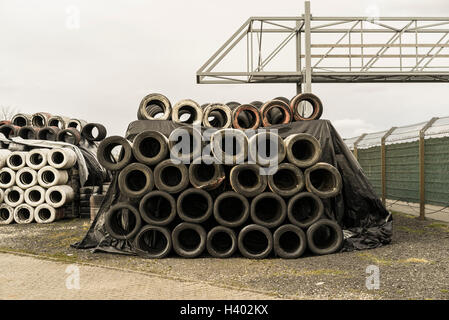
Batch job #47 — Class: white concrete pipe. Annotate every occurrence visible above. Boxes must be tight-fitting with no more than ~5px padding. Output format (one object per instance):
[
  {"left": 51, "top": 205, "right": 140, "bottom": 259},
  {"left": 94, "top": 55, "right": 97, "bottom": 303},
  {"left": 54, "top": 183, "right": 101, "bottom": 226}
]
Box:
[
  {"left": 34, "top": 203, "right": 64, "bottom": 224},
  {"left": 37, "top": 166, "right": 69, "bottom": 188},
  {"left": 0, "top": 167, "right": 16, "bottom": 188},
  {"left": 45, "top": 185, "right": 75, "bottom": 208},
  {"left": 47, "top": 148, "right": 77, "bottom": 169},
  {"left": 13, "top": 203, "right": 34, "bottom": 224},
  {"left": 4, "top": 186, "right": 24, "bottom": 207},
  {"left": 16, "top": 167, "right": 38, "bottom": 189},
  {"left": 6, "top": 151, "right": 27, "bottom": 170},
  {"left": 24, "top": 185, "right": 46, "bottom": 207},
  {"left": 0, "top": 204, "right": 14, "bottom": 225},
  {"left": 26, "top": 149, "right": 49, "bottom": 170},
  {"left": 0, "top": 188, "right": 4, "bottom": 203}
]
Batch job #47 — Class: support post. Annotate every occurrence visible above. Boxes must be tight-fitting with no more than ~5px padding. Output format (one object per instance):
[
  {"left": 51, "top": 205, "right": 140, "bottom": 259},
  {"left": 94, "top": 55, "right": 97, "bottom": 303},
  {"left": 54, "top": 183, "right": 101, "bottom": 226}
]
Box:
[
  {"left": 296, "top": 11, "right": 302, "bottom": 95},
  {"left": 353, "top": 133, "right": 367, "bottom": 160},
  {"left": 303, "top": 1, "right": 312, "bottom": 93},
  {"left": 381, "top": 127, "right": 396, "bottom": 206},
  {"left": 418, "top": 117, "right": 439, "bottom": 220}
]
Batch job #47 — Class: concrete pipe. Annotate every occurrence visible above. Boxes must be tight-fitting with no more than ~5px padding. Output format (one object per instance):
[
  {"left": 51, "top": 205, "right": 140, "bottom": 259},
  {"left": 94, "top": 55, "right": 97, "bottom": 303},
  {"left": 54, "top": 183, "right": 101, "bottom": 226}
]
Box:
[
  {"left": 168, "top": 126, "right": 203, "bottom": 163},
  {"left": 37, "top": 166, "right": 69, "bottom": 188},
  {"left": 16, "top": 167, "right": 38, "bottom": 189},
  {"left": 177, "top": 188, "right": 213, "bottom": 223},
  {"left": 202, "top": 103, "right": 232, "bottom": 129},
  {"left": 273, "top": 96, "right": 290, "bottom": 105},
  {"left": 57, "top": 128, "right": 82, "bottom": 145},
  {"left": 248, "top": 131, "right": 286, "bottom": 167},
  {"left": 132, "top": 131, "right": 169, "bottom": 165},
  {"left": 24, "top": 185, "right": 46, "bottom": 207},
  {"left": 268, "top": 163, "right": 305, "bottom": 197},
  {"left": 133, "top": 225, "right": 172, "bottom": 259},
  {"left": 26, "top": 148, "right": 49, "bottom": 170},
  {"left": 0, "top": 188, "right": 3, "bottom": 203},
  {"left": 211, "top": 129, "right": 248, "bottom": 165},
  {"left": 0, "top": 167, "right": 16, "bottom": 188},
  {"left": 81, "top": 123, "right": 107, "bottom": 141},
  {"left": 5, "top": 187, "right": 24, "bottom": 207},
  {"left": 306, "top": 219, "right": 344, "bottom": 255},
  {"left": 0, "top": 124, "right": 20, "bottom": 139},
  {"left": 287, "top": 192, "right": 324, "bottom": 228},
  {"left": 47, "top": 148, "right": 77, "bottom": 169},
  {"left": 6, "top": 151, "right": 27, "bottom": 170},
  {"left": 225, "top": 101, "right": 241, "bottom": 109},
  {"left": 232, "top": 104, "right": 261, "bottom": 130},
  {"left": 67, "top": 119, "right": 88, "bottom": 131},
  {"left": 213, "top": 191, "right": 249, "bottom": 228},
  {"left": 97, "top": 136, "right": 133, "bottom": 171},
  {"left": 260, "top": 100, "right": 292, "bottom": 127},
  {"left": 47, "top": 115, "right": 70, "bottom": 129},
  {"left": 305, "top": 162, "right": 342, "bottom": 198},
  {"left": 273, "top": 224, "right": 307, "bottom": 259},
  {"left": 188, "top": 156, "right": 225, "bottom": 190},
  {"left": 207, "top": 226, "right": 237, "bottom": 258},
  {"left": 13, "top": 204, "right": 34, "bottom": 224},
  {"left": 118, "top": 162, "right": 154, "bottom": 199},
  {"left": 139, "top": 190, "right": 176, "bottom": 226},
  {"left": 290, "top": 93, "right": 323, "bottom": 121},
  {"left": 0, "top": 120, "right": 10, "bottom": 126},
  {"left": 34, "top": 203, "right": 65, "bottom": 224},
  {"left": 37, "top": 126, "right": 60, "bottom": 141},
  {"left": 45, "top": 185, "right": 75, "bottom": 208},
  {"left": 284, "top": 133, "right": 322, "bottom": 168},
  {"left": 0, "top": 149, "right": 12, "bottom": 168},
  {"left": 153, "top": 159, "right": 189, "bottom": 194},
  {"left": 11, "top": 113, "right": 32, "bottom": 127},
  {"left": 104, "top": 203, "right": 142, "bottom": 240},
  {"left": 138, "top": 93, "right": 172, "bottom": 120},
  {"left": 31, "top": 112, "right": 52, "bottom": 128},
  {"left": 249, "top": 101, "right": 263, "bottom": 108},
  {"left": 250, "top": 192, "right": 287, "bottom": 228},
  {"left": 171, "top": 222, "right": 207, "bottom": 258},
  {"left": 172, "top": 99, "right": 203, "bottom": 125},
  {"left": 0, "top": 204, "right": 14, "bottom": 225},
  {"left": 229, "top": 164, "right": 267, "bottom": 197},
  {"left": 238, "top": 224, "right": 273, "bottom": 259},
  {"left": 17, "top": 126, "right": 39, "bottom": 140}
]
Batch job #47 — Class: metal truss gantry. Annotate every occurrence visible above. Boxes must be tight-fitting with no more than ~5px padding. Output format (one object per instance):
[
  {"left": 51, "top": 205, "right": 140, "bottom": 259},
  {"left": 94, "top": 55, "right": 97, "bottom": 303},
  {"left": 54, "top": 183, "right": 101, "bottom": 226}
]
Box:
[{"left": 196, "top": 1, "right": 449, "bottom": 93}]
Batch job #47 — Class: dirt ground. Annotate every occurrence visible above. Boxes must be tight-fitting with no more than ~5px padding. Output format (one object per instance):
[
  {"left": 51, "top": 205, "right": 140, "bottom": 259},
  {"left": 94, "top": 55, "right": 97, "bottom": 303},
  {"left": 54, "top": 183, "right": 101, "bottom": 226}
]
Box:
[{"left": 1, "top": 211, "right": 448, "bottom": 300}]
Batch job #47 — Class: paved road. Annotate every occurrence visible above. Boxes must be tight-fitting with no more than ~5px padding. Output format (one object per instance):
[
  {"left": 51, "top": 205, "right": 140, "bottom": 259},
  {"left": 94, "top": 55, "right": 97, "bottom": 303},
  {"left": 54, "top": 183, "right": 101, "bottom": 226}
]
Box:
[{"left": 0, "top": 253, "right": 275, "bottom": 300}]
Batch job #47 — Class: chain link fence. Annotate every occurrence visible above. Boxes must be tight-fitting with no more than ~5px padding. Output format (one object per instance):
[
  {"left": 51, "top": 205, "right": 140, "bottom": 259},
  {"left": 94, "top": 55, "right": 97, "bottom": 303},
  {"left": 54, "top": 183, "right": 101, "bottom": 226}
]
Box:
[{"left": 344, "top": 116, "right": 449, "bottom": 219}]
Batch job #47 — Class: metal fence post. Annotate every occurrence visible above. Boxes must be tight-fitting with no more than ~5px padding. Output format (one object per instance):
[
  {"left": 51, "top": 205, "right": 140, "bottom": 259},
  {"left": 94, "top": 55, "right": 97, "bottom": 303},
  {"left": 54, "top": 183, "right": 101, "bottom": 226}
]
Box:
[
  {"left": 381, "top": 127, "right": 396, "bottom": 206},
  {"left": 353, "top": 133, "right": 367, "bottom": 160},
  {"left": 418, "top": 117, "right": 439, "bottom": 220}
]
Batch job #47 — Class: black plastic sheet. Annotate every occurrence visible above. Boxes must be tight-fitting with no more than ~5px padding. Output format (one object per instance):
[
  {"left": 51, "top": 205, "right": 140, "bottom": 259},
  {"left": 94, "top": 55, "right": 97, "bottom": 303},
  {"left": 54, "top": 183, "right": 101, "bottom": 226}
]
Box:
[{"left": 73, "top": 119, "right": 392, "bottom": 254}]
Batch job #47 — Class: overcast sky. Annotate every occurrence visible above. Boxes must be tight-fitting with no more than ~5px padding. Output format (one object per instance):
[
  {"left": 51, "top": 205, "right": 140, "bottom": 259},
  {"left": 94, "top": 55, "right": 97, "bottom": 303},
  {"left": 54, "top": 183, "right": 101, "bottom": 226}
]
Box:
[{"left": 1, "top": 0, "right": 449, "bottom": 138}]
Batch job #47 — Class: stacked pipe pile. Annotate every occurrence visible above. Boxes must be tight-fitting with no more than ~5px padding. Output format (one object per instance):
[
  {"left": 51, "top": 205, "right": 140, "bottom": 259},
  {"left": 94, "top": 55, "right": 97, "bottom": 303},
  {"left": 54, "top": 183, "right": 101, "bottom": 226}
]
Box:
[
  {"left": 0, "top": 112, "right": 107, "bottom": 147},
  {"left": 95, "top": 92, "right": 345, "bottom": 259},
  {"left": 0, "top": 148, "right": 77, "bottom": 224}
]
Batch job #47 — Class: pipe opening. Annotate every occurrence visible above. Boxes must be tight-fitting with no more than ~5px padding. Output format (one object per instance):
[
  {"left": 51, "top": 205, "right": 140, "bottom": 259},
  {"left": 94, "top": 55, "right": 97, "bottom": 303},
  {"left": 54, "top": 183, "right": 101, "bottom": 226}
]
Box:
[
  {"left": 39, "top": 128, "right": 57, "bottom": 140},
  {"left": 138, "top": 137, "right": 161, "bottom": 158},
  {"left": 60, "top": 131, "right": 77, "bottom": 144},
  {"left": 13, "top": 117, "right": 27, "bottom": 127},
  {"left": 145, "top": 100, "right": 166, "bottom": 119},
  {"left": 51, "top": 151, "right": 64, "bottom": 164},
  {"left": 42, "top": 170, "right": 56, "bottom": 184},
  {"left": 174, "top": 133, "right": 196, "bottom": 156},
  {"left": 10, "top": 155, "right": 23, "bottom": 167},
  {"left": 273, "top": 168, "right": 297, "bottom": 190},
  {"left": 291, "top": 140, "right": 315, "bottom": 161},
  {"left": 141, "top": 195, "right": 172, "bottom": 222},
  {"left": 137, "top": 229, "right": 168, "bottom": 255},
  {"left": 32, "top": 115, "right": 45, "bottom": 127},
  {"left": 19, "top": 172, "right": 33, "bottom": 185},
  {"left": 68, "top": 121, "right": 81, "bottom": 130},
  {"left": 104, "top": 143, "right": 124, "bottom": 164},
  {"left": 125, "top": 169, "right": 147, "bottom": 192},
  {"left": 279, "top": 231, "right": 300, "bottom": 253},
  {"left": 0, "top": 208, "right": 11, "bottom": 221},
  {"left": 242, "top": 230, "right": 269, "bottom": 255},
  {"left": 210, "top": 231, "right": 233, "bottom": 254},
  {"left": 208, "top": 109, "right": 228, "bottom": 127},
  {"left": 311, "top": 225, "right": 339, "bottom": 250},
  {"left": 19, "top": 128, "right": 35, "bottom": 139},
  {"left": 295, "top": 101, "right": 314, "bottom": 118},
  {"left": 178, "top": 228, "right": 201, "bottom": 251},
  {"left": 30, "top": 153, "right": 44, "bottom": 165},
  {"left": 177, "top": 105, "right": 198, "bottom": 123},
  {"left": 160, "top": 166, "right": 182, "bottom": 187},
  {"left": 17, "top": 208, "right": 31, "bottom": 221},
  {"left": 237, "top": 169, "right": 258, "bottom": 188},
  {"left": 38, "top": 208, "right": 52, "bottom": 221},
  {"left": 217, "top": 196, "right": 244, "bottom": 223},
  {"left": 254, "top": 196, "right": 283, "bottom": 223},
  {"left": 0, "top": 171, "right": 12, "bottom": 184},
  {"left": 109, "top": 208, "right": 138, "bottom": 237},
  {"left": 192, "top": 163, "right": 216, "bottom": 182},
  {"left": 237, "top": 110, "right": 257, "bottom": 129},
  {"left": 310, "top": 169, "right": 337, "bottom": 192},
  {"left": 49, "top": 190, "right": 63, "bottom": 203},
  {"left": 48, "top": 119, "right": 64, "bottom": 129},
  {"left": 220, "top": 135, "right": 242, "bottom": 157},
  {"left": 267, "top": 107, "right": 287, "bottom": 125},
  {"left": 291, "top": 196, "right": 319, "bottom": 224},
  {"left": 29, "top": 190, "right": 42, "bottom": 202},
  {"left": 8, "top": 190, "right": 20, "bottom": 203},
  {"left": 180, "top": 192, "right": 210, "bottom": 219}
]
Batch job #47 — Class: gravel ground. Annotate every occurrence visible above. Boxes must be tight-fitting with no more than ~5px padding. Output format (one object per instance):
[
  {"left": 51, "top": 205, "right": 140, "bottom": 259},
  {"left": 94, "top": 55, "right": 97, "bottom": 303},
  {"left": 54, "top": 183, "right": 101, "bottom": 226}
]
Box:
[{"left": 0, "top": 212, "right": 448, "bottom": 300}]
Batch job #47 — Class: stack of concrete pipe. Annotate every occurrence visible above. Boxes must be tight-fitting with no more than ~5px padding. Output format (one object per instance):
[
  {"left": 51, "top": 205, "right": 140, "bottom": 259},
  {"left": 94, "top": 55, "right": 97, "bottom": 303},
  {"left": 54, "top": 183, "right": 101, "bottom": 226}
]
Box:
[
  {"left": 0, "top": 148, "right": 77, "bottom": 225},
  {"left": 136, "top": 92, "right": 323, "bottom": 128},
  {"left": 0, "top": 112, "right": 107, "bottom": 146},
  {"left": 97, "top": 112, "right": 344, "bottom": 259}
]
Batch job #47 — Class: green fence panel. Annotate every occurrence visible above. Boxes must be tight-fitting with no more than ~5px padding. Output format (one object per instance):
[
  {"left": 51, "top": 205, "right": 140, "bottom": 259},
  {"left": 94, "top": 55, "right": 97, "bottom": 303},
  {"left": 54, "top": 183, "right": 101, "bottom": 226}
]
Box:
[
  {"left": 424, "top": 137, "right": 449, "bottom": 206},
  {"left": 357, "top": 146, "right": 382, "bottom": 197}
]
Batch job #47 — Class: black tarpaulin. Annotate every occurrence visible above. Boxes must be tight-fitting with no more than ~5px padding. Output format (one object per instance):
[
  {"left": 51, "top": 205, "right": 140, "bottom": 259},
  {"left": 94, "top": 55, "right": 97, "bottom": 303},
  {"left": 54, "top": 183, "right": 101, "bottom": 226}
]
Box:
[{"left": 73, "top": 119, "right": 392, "bottom": 254}]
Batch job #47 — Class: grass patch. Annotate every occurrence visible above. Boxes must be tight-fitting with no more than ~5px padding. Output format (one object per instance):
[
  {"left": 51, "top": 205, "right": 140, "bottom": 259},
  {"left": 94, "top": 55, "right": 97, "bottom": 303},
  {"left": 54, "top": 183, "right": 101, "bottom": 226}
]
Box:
[{"left": 358, "top": 252, "right": 431, "bottom": 265}]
